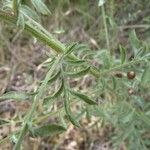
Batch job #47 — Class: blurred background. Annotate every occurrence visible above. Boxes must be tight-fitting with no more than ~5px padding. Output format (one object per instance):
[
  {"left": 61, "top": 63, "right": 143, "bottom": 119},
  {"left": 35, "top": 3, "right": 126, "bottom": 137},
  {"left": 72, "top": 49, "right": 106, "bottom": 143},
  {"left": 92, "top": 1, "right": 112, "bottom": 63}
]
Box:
[{"left": 0, "top": 0, "right": 150, "bottom": 149}]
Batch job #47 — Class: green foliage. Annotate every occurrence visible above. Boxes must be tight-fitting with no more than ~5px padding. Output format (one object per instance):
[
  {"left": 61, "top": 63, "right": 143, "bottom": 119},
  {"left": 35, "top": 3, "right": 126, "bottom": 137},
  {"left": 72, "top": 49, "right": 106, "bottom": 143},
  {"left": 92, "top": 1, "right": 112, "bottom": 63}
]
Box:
[
  {"left": 119, "top": 45, "right": 126, "bottom": 64},
  {"left": 64, "top": 86, "right": 81, "bottom": 127},
  {"left": 0, "top": 0, "right": 150, "bottom": 150},
  {"left": 31, "top": 0, "right": 51, "bottom": 15},
  {"left": 69, "top": 90, "right": 97, "bottom": 105},
  {"left": 129, "top": 30, "right": 142, "bottom": 56},
  {"left": 30, "top": 124, "right": 66, "bottom": 137},
  {"left": 141, "top": 64, "right": 150, "bottom": 87},
  {"left": 0, "top": 91, "right": 32, "bottom": 101},
  {"left": 65, "top": 66, "right": 90, "bottom": 77}
]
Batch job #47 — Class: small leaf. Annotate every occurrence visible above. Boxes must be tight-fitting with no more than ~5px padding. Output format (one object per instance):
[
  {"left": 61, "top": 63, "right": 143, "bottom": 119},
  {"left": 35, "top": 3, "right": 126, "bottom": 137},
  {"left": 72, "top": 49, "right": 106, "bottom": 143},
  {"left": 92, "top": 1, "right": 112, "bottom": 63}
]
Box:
[
  {"left": 65, "top": 67, "right": 90, "bottom": 78},
  {"left": 70, "top": 90, "right": 97, "bottom": 105},
  {"left": 65, "top": 105, "right": 81, "bottom": 127},
  {"left": 65, "top": 43, "right": 78, "bottom": 56},
  {"left": 31, "top": 124, "right": 66, "bottom": 137},
  {"left": 64, "top": 90, "right": 81, "bottom": 127},
  {"left": 48, "top": 69, "right": 61, "bottom": 84},
  {"left": 31, "top": 0, "right": 51, "bottom": 15},
  {"left": 135, "top": 43, "right": 147, "bottom": 58},
  {"left": 107, "top": 16, "right": 116, "bottom": 27},
  {"left": 44, "top": 80, "right": 64, "bottom": 105},
  {"left": 2, "top": 1, "right": 13, "bottom": 10},
  {"left": 20, "top": 5, "right": 39, "bottom": 21},
  {"left": 17, "top": 13, "right": 25, "bottom": 29},
  {"left": 65, "top": 59, "right": 86, "bottom": 65},
  {"left": 0, "top": 91, "right": 32, "bottom": 101},
  {"left": 119, "top": 45, "right": 126, "bottom": 64},
  {"left": 141, "top": 64, "right": 150, "bottom": 87},
  {"left": 142, "top": 53, "right": 150, "bottom": 59},
  {"left": 64, "top": 43, "right": 88, "bottom": 56},
  {"left": 98, "top": 0, "right": 106, "bottom": 7},
  {"left": 59, "top": 113, "right": 67, "bottom": 128},
  {"left": 129, "top": 30, "right": 141, "bottom": 56},
  {"left": 51, "top": 80, "right": 64, "bottom": 98}
]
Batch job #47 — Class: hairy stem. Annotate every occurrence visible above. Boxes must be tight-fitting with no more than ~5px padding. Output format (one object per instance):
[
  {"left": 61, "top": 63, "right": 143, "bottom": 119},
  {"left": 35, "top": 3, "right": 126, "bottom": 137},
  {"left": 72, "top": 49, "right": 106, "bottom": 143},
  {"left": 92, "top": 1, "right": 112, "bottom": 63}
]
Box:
[
  {"left": 0, "top": 10, "right": 65, "bottom": 53},
  {"left": 0, "top": 10, "right": 100, "bottom": 77}
]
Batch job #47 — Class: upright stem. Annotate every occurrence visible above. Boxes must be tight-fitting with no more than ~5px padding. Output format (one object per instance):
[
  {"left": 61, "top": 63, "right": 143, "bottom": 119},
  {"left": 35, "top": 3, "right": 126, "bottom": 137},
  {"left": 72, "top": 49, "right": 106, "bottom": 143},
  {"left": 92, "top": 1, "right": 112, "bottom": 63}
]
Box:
[
  {"left": 101, "top": 5, "right": 110, "bottom": 52},
  {"left": 13, "top": 0, "right": 19, "bottom": 16}
]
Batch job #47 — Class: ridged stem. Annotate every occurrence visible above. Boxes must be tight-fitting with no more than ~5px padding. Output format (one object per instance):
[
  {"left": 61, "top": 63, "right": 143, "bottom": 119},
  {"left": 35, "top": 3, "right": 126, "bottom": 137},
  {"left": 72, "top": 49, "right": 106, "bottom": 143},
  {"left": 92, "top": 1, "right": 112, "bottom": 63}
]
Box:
[{"left": 0, "top": 10, "right": 100, "bottom": 77}]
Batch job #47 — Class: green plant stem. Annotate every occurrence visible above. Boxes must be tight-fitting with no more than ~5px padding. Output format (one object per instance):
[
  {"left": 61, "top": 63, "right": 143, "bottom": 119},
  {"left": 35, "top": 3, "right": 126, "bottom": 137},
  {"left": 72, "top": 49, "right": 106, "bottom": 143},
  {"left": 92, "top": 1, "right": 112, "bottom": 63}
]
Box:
[
  {"left": 0, "top": 10, "right": 65, "bottom": 53},
  {"left": 100, "top": 58, "right": 144, "bottom": 76},
  {"left": 13, "top": 0, "right": 19, "bottom": 16},
  {"left": 13, "top": 57, "right": 62, "bottom": 150},
  {"left": 0, "top": 11, "right": 148, "bottom": 80},
  {"left": 101, "top": 5, "right": 110, "bottom": 52},
  {"left": 0, "top": 10, "right": 100, "bottom": 77}
]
